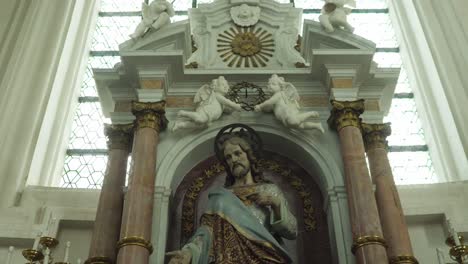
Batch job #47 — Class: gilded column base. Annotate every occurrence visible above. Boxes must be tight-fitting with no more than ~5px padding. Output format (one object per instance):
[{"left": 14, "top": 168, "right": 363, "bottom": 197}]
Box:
[
  {"left": 351, "top": 235, "right": 387, "bottom": 255},
  {"left": 84, "top": 256, "right": 112, "bottom": 264},
  {"left": 117, "top": 236, "right": 154, "bottom": 254},
  {"left": 389, "top": 255, "right": 419, "bottom": 264}
]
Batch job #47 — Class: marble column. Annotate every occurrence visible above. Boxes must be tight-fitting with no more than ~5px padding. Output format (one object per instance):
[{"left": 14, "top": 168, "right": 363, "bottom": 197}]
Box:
[
  {"left": 327, "top": 100, "right": 388, "bottom": 264},
  {"left": 362, "top": 123, "right": 418, "bottom": 264},
  {"left": 116, "top": 101, "right": 167, "bottom": 264},
  {"left": 86, "top": 124, "right": 133, "bottom": 264}
]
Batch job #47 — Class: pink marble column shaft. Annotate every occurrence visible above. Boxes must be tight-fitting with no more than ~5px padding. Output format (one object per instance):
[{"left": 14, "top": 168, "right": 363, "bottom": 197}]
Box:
[
  {"left": 328, "top": 100, "right": 388, "bottom": 264},
  {"left": 87, "top": 124, "right": 133, "bottom": 264},
  {"left": 362, "top": 123, "right": 418, "bottom": 264},
  {"left": 116, "top": 101, "right": 167, "bottom": 264}
]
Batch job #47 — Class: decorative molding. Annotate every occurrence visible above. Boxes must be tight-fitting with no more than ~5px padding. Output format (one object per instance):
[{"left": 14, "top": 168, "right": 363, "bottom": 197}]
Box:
[
  {"left": 389, "top": 255, "right": 419, "bottom": 264},
  {"left": 351, "top": 235, "right": 387, "bottom": 254},
  {"left": 117, "top": 236, "right": 154, "bottom": 254}
]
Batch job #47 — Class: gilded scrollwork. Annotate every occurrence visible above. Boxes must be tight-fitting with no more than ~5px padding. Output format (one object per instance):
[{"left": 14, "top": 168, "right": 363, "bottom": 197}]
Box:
[
  {"left": 327, "top": 99, "right": 365, "bottom": 131},
  {"left": 361, "top": 122, "right": 392, "bottom": 151},
  {"left": 181, "top": 158, "right": 317, "bottom": 240},
  {"left": 131, "top": 101, "right": 168, "bottom": 131}
]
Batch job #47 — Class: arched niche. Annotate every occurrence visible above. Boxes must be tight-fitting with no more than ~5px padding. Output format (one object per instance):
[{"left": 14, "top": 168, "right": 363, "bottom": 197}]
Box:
[
  {"left": 153, "top": 122, "right": 353, "bottom": 264},
  {"left": 168, "top": 151, "right": 333, "bottom": 263}
]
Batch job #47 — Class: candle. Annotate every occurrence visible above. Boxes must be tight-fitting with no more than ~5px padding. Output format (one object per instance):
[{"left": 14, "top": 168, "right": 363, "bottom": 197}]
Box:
[
  {"left": 64, "top": 241, "right": 71, "bottom": 262},
  {"left": 436, "top": 248, "right": 445, "bottom": 264},
  {"left": 6, "top": 246, "right": 14, "bottom": 264},
  {"left": 43, "top": 247, "right": 50, "bottom": 264},
  {"left": 32, "top": 231, "right": 42, "bottom": 250},
  {"left": 446, "top": 219, "right": 461, "bottom": 245},
  {"left": 48, "top": 218, "right": 56, "bottom": 237}
]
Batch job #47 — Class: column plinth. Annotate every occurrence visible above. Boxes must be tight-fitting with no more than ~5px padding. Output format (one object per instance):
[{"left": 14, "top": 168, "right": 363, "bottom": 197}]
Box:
[
  {"left": 328, "top": 99, "right": 388, "bottom": 264},
  {"left": 362, "top": 123, "right": 418, "bottom": 264},
  {"left": 86, "top": 124, "right": 133, "bottom": 264},
  {"left": 116, "top": 101, "right": 167, "bottom": 264}
]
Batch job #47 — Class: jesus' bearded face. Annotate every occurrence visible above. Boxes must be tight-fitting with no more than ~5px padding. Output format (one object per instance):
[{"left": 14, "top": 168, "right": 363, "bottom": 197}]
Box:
[{"left": 223, "top": 142, "right": 251, "bottom": 179}]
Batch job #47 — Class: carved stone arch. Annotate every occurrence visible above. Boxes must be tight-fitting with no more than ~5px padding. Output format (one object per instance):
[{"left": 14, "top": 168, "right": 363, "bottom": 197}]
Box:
[
  {"left": 168, "top": 152, "right": 333, "bottom": 264},
  {"left": 155, "top": 122, "right": 352, "bottom": 263}
]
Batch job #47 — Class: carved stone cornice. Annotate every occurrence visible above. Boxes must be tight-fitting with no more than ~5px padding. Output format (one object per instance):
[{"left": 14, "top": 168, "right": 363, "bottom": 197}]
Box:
[
  {"left": 104, "top": 123, "right": 134, "bottom": 151},
  {"left": 327, "top": 99, "right": 365, "bottom": 131},
  {"left": 131, "top": 101, "right": 168, "bottom": 132},
  {"left": 361, "top": 122, "right": 392, "bottom": 151}
]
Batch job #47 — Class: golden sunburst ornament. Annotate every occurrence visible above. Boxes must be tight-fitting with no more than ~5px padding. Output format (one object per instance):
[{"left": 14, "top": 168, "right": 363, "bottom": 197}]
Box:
[{"left": 217, "top": 26, "right": 274, "bottom": 68}]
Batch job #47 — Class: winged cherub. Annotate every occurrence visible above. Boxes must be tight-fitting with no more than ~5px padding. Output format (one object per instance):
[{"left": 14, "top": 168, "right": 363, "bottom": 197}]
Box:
[
  {"left": 129, "top": 0, "right": 175, "bottom": 39},
  {"left": 319, "top": 0, "right": 356, "bottom": 33},
  {"left": 254, "top": 74, "right": 324, "bottom": 132},
  {"left": 172, "top": 76, "right": 243, "bottom": 131}
]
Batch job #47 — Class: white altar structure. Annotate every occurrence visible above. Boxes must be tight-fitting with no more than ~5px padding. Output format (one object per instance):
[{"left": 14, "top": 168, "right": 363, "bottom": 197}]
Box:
[{"left": 0, "top": 0, "right": 467, "bottom": 264}]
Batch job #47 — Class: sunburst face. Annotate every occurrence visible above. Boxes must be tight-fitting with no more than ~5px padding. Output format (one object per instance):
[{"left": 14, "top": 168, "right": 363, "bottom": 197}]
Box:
[{"left": 217, "top": 26, "right": 274, "bottom": 68}]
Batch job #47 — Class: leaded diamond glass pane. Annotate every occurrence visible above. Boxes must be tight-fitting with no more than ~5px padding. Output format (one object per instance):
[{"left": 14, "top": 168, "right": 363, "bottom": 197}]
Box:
[
  {"left": 373, "top": 52, "right": 402, "bottom": 68},
  {"left": 349, "top": 14, "right": 398, "bottom": 48},
  {"left": 394, "top": 67, "right": 412, "bottom": 94},
  {"left": 389, "top": 152, "right": 437, "bottom": 185},
  {"left": 173, "top": 0, "right": 193, "bottom": 11},
  {"left": 171, "top": 15, "right": 189, "bottom": 23},
  {"left": 61, "top": 155, "right": 108, "bottom": 188},
  {"left": 384, "top": 99, "right": 426, "bottom": 146},
  {"left": 92, "top": 16, "right": 140, "bottom": 51},
  {"left": 68, "top": 102, "right": 109, "bottom": 149},
  {"left": 100, "top": 0, "right": 141, "bottom": 12},
  {"left": 80, "top": 67, "right": 98, "bottom": 97},
  {"left": 295, "top": 0, "right": 387, "bottom": 9}
]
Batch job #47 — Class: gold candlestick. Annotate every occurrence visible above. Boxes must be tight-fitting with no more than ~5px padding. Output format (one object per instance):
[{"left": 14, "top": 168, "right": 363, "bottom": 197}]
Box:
[
  {"left": 22, "top": 249, "right": 44, "bottom": 263},
  {"left": 446, "top": 235, "right": 468, "bottom": 263},
  {"left": 40, "top": 236, "right": 59, "bottom": 248}
]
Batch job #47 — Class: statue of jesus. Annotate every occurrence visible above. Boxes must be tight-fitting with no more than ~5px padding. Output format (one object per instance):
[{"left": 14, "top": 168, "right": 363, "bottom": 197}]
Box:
[{"left": 167, "top": 124, "right": 297, "bottom": 264}]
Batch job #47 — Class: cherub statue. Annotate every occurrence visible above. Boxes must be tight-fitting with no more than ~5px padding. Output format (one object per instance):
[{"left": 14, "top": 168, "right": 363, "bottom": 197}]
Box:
[
  {"left": 230, "top": 4, "right": 261, "bottom": 27},
  {"left": 318, "top": 0, "right": 356, "bottom": 33},
  {"left": 172, "top": 76, "right": 243, "bottom": 131},
  {"left": 254, "top": 74, "right": 324, "bottom": 132},
  {"left": 129, "top": 0, "right": 175, "bottom": 39}
]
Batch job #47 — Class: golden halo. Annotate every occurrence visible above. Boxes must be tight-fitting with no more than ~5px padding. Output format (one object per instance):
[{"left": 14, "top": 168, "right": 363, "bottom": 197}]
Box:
[{"left": 217, "top": 26, "right": 274, "bottom": 68}]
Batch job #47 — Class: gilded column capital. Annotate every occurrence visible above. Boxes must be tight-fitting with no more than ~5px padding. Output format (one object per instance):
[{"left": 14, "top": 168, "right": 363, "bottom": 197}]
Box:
[
  {"left": 104, "top": 123, "right": 134, "bottom": 151},
  {"left": 362, "top": 122, "right": 392, "bottom": 151},
  {"left": 131, "top": 101, "right": 168, "bottom": 132},
  {"left": 327, "top": 99, "right": 365, "bottom": 131}
]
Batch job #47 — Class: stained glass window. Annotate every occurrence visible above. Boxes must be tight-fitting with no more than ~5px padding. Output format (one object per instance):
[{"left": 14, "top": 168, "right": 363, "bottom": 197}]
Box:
[{"left": 61, "top": 0, "right": 437, "bottom": 188}]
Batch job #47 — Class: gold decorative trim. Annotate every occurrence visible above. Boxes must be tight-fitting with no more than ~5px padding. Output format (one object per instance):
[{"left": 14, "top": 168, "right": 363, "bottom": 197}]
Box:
[
  {"left": 351, "top": 235, "right": 387, "bottom": 254},
  {"left": 361, "top": 123, "right": 391, "bottom": 151},
  {"left": 327, "top": 99, "right": 365, "bottom": 131},
  {"left": 131, "top": 101, "right": 167, "bottom": 131},
  {"left": 84, "top": 256, "right": 112, "bottom": 264},
  {"left": 217, "top": 26, "right": 274, "bottom": 68},
  {"left": 389, "top": 255, "right": 419, "bottom": 264},
  {"left": 117, "top": 236, "right": 153, "bottom": 254},
  {"left": 22, "top": 249, "right": 44, "bottom": 261},
  {"left": 181, "top": 158, "right": 317, "bottom": 240},
  {"left": 104, "top": 123, "right": 134, "bottom": 151},
  {"left": 39, "top": 236, "right": 59, "bottom": 249}
]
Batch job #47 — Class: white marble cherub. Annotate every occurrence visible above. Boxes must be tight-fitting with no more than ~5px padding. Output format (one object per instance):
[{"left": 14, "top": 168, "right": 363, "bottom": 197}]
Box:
[
  {"left": 172, "top": 76, "right": 243, "bottom": 131},
  {"left": 319, "top": 0, "right": 356, "bottom": 33},
  {"left": 130, "top": 0, "right": 175, "bottom": 39},
  {"left": 230, "top": 4, "right": 261, "bottom": 27},
  {"left": 254, "top": 74, "right": 324, "bottom": 132}
]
